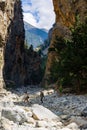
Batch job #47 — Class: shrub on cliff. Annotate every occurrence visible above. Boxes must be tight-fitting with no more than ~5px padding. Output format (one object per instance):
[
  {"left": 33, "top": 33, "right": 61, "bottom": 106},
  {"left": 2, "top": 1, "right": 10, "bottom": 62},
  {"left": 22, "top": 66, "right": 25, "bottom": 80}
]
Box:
[{"left": 49, "top": 20, "right": 87, "bottom": 92}]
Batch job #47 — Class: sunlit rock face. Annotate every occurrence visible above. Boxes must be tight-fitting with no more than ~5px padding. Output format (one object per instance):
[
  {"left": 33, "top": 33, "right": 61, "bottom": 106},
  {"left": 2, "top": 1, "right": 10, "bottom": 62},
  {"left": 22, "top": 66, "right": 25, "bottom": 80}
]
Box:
[
  {"left": 0, "top": 0, "right": 25, "bottom": 86},
  {"left": 43, "top": 0, "right": 87, "bottom": 86}
]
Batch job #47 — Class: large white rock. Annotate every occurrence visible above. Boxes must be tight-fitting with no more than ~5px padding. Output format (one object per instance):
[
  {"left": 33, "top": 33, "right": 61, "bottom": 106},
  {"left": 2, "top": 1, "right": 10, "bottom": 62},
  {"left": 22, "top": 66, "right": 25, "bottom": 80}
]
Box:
[
  {"left": 31, "top": 104, "right": 58, "bottom": 121},
  {"left": 1, "top": 106, "right": 28, "bottom": 123},
  {"left": 12, "top": 126, "right": 48, "bottom": 130},
  {"left": 61, "top": 128, "right": 71, "bottom": 130},
  {"left": 69, "top": 116, "right": 87, "bottom": 127},
  {"left": 66, "top": 122, "right": 79, "bottom": 130},
  {"left": 0, "top": 117, "right": 14, "bottom": 130}
]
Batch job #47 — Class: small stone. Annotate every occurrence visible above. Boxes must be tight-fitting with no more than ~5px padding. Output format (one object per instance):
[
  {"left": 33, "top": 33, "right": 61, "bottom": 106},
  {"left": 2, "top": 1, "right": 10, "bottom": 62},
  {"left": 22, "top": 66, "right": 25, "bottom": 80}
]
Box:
[
  {"left": 81, "top": 107, "right": 87, "bottom": 117},
  {"left": 60, "top": 115, "right": 70, "bottom": 120},
  {"left": 27, "top": 111, "right": 33, "bottom": 117},
  {"left": 57, "top": 122, "right": 63, "bottom": 127},
  {"left": 80, "top": 124, "right": 87, "bottom": 129},
  {"left": 36, "top": 120, "right": 57, "bottom": 128},
  {"left": 27, "top": 117, "right": 35, "bottom": 124},
  {"left": 36, "top": 121, "right": 48, "bottom": 127}
]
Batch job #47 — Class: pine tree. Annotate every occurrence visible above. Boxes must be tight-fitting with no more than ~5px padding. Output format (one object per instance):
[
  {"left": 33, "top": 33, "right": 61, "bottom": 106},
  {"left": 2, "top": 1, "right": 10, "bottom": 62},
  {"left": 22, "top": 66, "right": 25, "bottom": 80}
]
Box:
[{"left": 49, "top": 20, "right": 87, "bottom": 92}]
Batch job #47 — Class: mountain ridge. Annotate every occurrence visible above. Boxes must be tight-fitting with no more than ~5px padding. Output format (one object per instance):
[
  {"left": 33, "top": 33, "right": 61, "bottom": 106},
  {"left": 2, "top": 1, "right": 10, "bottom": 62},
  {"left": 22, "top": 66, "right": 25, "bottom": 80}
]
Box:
[{"left": 24, "top": 21, "right": 48, "bottom": 48}]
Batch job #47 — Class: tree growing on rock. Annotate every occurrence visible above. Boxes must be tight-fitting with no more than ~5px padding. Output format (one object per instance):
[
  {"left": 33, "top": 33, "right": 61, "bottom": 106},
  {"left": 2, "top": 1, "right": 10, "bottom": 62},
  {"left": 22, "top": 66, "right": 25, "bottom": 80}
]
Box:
[{"left": 49, "top": 19, "right": 87, "bottom": 93}]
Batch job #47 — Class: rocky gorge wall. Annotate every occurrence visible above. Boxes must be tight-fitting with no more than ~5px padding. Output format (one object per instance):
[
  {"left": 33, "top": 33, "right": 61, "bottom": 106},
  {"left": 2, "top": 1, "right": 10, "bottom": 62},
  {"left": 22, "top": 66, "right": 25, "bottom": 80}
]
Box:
[
  {"left": 0, "top": 0, "right": 41, "bottom": 87},
  {"left": 43, "top": 0, "right": 87, "bottom": 86},
  {"left": 0, "top": 0, "right": 25, "bottom": 86}
]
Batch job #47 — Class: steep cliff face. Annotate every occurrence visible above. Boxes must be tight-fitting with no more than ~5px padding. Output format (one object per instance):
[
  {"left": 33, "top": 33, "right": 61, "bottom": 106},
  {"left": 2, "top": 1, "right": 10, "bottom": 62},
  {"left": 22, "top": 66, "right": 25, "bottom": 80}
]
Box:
[
  {"left": 43, "top": 0, "right": 87, "bottom": 86},
  {"left": 0, "top": 0, "right": 25, "bottom": 86},
  {"left": 0, "top": 0, "right": 42, "bottom": 87}
]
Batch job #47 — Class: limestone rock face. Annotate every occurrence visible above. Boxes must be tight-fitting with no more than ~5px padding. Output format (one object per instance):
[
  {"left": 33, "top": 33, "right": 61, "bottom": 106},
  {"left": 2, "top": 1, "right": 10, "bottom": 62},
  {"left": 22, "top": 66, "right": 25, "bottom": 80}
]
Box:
[
  {"left": 0, "top": 0, "right": 25, "bottom": 86},
  {"left": 43, "top": 0, "right": 87, "bottom": 86},
  {"left": 0, "top": 0, "right": 41, "bottom": 87}
]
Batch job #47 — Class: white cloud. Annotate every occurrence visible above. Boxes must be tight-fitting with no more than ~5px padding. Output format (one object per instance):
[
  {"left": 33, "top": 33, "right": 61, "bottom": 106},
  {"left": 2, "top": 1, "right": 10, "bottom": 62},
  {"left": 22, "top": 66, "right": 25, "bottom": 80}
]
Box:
[
  {"left": 23, "top": 13, "right": 37, "bottom": 26},
  {"left": 22, "top": 0, "right": 55, "bottom": 30}
]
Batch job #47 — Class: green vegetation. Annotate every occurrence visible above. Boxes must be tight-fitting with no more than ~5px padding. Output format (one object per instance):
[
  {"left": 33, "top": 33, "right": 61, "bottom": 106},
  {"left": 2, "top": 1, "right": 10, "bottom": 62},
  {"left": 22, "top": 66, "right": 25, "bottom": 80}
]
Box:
[
  {"left": 24, "top": 40, "right": 30, "bottom": 49},
  {"left": 49, "top": 20, "right": 87, "bottom": 92},
  {"left": 36, "top": 39, "right": 49, "bottom": 53},
  {"left": 5, "top": 80, "right": 16, "bottom": 89},
  {"left": 41, "top": 55, "right": 47, "bottom": 79}
]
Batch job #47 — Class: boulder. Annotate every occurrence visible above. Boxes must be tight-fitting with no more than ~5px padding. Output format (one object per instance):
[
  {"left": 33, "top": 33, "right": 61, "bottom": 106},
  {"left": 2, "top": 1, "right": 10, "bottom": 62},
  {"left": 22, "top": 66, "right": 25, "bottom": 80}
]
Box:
[
  {"left": 0, "top": 117, "right": 14, "bottom": 130},
  {"left": 31, "top": 104, "right": 58, "bottom": 121},
  {"left": 69, "top": 116, "right": 87, "bottom": 127},
  {"left": 66, "top": 122, "right": 79, "bottom": 130},
  {"left": 1, "top": 106, "right": 28, "bottom": 124}
]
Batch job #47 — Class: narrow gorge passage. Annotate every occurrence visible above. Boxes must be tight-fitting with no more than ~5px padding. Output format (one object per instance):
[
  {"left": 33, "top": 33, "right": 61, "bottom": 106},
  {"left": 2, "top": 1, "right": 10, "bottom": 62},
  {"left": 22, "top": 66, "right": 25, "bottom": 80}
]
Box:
[
  {"left": 0, "top": 0, "right": 87, "bottom": 130},
  {"left": 0, "top": 0, "right": 87, "bottom": 90}
]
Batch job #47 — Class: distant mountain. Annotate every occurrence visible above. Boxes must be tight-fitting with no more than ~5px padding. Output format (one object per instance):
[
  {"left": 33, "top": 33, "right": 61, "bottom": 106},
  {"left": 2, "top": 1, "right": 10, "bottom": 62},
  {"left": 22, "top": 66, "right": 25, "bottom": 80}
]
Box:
[{"left": 24, "top": 22, "right": 48, "bottom": 48}]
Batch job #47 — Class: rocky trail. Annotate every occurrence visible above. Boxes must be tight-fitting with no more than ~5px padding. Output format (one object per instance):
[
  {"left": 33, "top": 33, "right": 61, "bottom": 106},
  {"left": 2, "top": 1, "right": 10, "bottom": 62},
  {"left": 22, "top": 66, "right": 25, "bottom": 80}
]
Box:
[{"left": 0, "top": 86, "right": 87, "bottom": 130}]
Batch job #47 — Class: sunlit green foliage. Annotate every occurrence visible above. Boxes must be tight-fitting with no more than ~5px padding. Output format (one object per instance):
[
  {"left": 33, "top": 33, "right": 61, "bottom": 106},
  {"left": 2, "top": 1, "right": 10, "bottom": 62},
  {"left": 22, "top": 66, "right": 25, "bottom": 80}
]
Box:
[{"left": 49, "top": 20, "right": 87, "bottom": 92}]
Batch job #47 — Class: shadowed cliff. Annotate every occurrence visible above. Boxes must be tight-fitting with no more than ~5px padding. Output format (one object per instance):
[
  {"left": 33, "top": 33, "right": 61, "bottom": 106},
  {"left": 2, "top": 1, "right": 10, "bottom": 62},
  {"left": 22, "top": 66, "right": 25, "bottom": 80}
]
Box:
[{"left": 0, "top": 0, "right": 42, "bottom": 87}]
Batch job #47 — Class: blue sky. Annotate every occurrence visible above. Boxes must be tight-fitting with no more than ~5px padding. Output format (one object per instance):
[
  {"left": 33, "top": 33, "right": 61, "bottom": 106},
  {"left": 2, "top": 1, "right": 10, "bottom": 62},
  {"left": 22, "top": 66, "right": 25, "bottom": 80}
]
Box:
[{"left": 21, "top": 0, "right": 55, "bottom": 30}]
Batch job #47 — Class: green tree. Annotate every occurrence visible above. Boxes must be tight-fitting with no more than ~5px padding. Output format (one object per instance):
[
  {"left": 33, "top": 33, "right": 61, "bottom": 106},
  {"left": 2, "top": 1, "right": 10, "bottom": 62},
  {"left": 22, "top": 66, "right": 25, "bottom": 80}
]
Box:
[{"left": 50, "top": 20, "right": 87, "bottom": 92}]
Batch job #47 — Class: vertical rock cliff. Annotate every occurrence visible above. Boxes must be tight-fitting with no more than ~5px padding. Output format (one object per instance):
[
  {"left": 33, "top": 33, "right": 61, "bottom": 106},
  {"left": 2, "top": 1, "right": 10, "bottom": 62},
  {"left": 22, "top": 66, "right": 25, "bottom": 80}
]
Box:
[
  {"left": 43, "top": 0, "right": 87, "bottom": 86},
  {"left": 0, "top": 0, "right": 42, "bottom": 87},
  {"left": 0, "top": 0, "right": 25, "bottom": 86}
]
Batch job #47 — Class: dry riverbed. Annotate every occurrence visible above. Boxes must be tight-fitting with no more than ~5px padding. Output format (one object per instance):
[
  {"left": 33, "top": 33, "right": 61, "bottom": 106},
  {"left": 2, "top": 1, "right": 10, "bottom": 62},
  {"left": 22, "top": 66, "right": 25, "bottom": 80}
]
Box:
[{"left": 0, "top": 85, "right": 87, "bottom": 130}]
